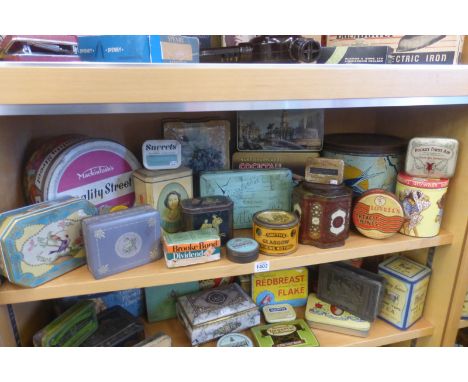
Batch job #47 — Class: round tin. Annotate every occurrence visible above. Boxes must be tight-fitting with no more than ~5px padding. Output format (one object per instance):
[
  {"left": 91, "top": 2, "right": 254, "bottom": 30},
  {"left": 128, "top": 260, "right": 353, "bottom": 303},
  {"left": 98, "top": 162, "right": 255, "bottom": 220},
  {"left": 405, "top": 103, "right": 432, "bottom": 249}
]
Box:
[
  {"left": 352, "top": 189, "right": 405, "bottom": 239},
  {"left": 216, "top": 333, "right": 253, "bottom": 347},
  {"left": 252, "top": 210, "right": 299, "bottom": 256},
  {"left": 322, "top": 133, "right": 407, "bottom": 196},
  {"left": 396, "top": 172, "right": 449, "bottom": 237},
  {"left": 226, "top": 238, "right": 259, "bottom": 263}
]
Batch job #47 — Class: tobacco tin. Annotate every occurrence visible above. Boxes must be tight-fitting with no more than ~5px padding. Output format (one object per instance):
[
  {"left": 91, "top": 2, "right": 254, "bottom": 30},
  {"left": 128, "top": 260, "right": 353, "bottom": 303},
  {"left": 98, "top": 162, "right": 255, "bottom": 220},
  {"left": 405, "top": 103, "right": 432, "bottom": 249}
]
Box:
[
  {"left": 251, "top": 319, "right": 320, "bottom": 347},
  {"left": 217, "top": 333, "right": 253, "bottom": 347},
  {"left": 305, "top": 157, "right": 345, "bottom": 185},
  {"left": 226, "top": 238, "right": 259, "bottom": 263},
  {"left": 142, "top": 140, "right": 181, "bottom": 170},
  {"left": 262, "top": 303, "right": 297, "bottom": 323}
]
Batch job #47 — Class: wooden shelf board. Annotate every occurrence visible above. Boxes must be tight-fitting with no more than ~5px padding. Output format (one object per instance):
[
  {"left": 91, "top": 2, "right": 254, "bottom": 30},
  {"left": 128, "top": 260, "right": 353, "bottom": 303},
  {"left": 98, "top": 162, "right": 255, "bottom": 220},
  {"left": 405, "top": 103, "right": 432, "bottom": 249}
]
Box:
[
  {"left": 0, "top": 229, "right": 452, "bottom": 305},
  {"left": 459, "top": 320, "right": 468, "bottom": 329}
]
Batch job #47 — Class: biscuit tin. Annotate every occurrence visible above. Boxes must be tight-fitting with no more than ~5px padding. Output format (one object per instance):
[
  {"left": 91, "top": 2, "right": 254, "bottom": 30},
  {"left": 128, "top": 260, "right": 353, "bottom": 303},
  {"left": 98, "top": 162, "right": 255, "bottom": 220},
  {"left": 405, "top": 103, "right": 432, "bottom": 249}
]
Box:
[
  {"left": 163, "top": 228, "right": 221, "bottom": 268},
  {"left": 317, "top": 262, "right": 386, "bottom": 321},
  {"left": 181, "top": 196, "right": 233, "bottom": 245},
  {"left": 200, "top": 169, "right": 293, "bottom": 229},
  {"left": 176, "top": 283, "right": 260, "bottom": 345},
  {"left": 322, "top": 133, "right": 406, "bottom": 196},
  {"left": 305, "top": 158, "right": 345, "bottom": 185},
  {"left": 405, "top": 137, "right": 459, "bottom": 178},
  {"left": 462, "top": 291, "right": 468, "bottom": 320},
  {"left": 252, "top": 210, "right": 299, "bottom": 255},
  {"left": 396, "top": 172, "right": 449, "bottom": 237},
  {"left": 226, "top": 238, "right": 259, "bottom": 263},
  {"left": 251, "top": 319, "right": 320, "bottom": 347},
  {"left": 33, "top": 300, "right": 98, "bottom": 347},
  {"left": 217, "top": 333, "right": 253, "bottom": 347},
  {"left": 252, "top": 267, "right": 308, "bottom": 307},
  {"left": 133, "top": 167, "right": 193, "bottom": 233},
  {"left": 378, "top": 256, "right": 431, "bottom": 329},
  {"left": 292, "top": 182, "right": 352, "bottom": 248},
  {"left": 0, "top": 197, "right": 97, "bottom": 288},
  {"left": 134, "top": 332, "right": 172, "bottom": 347},
  {"left": 352, "top": 189, "right": 405, "bottom": 239},
  {"left": 263, "top": 303, "right": 296, "bottom": 323},
  {"left": 82, "top": 206, "right": 161, "bottom": 279},
  {"left": 305, "top": 293, "right": 371, "bottom": 337},
  {"left": 142, "top": 140, "right": 181, "bottom": 170}
]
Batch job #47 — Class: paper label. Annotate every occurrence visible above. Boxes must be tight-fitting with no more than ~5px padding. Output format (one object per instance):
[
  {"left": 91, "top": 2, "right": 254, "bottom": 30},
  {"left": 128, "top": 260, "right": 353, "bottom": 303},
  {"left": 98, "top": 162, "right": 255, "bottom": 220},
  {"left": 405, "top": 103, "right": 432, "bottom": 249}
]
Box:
[{"left": 254, "top": 261, "right": 270, "bottom": 273}]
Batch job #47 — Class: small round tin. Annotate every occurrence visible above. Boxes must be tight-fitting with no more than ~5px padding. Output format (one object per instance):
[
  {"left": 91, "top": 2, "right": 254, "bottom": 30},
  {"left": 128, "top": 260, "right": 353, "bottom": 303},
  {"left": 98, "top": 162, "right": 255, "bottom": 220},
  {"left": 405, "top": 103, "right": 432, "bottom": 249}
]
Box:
[
  {"left": 252, "top": 210, "right": 299, "bottom": 256},
  {"left": 226, "top": 238, "right": 259, "bottom": 263},
  {"left": 216, "top": 333, "right": 253, "bottom": 347}
]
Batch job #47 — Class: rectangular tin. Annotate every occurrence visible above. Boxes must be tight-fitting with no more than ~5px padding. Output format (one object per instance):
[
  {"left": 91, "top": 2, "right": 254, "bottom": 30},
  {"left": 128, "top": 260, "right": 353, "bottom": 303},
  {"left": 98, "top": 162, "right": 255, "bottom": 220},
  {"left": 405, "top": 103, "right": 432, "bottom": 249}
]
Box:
[
  {"left": 0, "top": 197, "right": 97, "bottom": 288},
  {"left": 142, "top": 140, "right": 181, "bottom": 170},
  {"left": 176, "top": 283, "right": 260, "bottom": 345},
  {"left": 317, "top": 46, "right": 391, "bottom": 64},
  {"left": 305, "top": 158, "right": 345, "bottom": 185},
  {"left": 251, "top": 319, "right": 320, "bottom": 347},
  {"left": 82, "top": 205, "right": 161, "bottom": 279},
  {"left": 263, "top": 303, "right": 297, "bottom": 323},
  {"left": 200, "top": 169, "right": 292, "bottom": 229}
]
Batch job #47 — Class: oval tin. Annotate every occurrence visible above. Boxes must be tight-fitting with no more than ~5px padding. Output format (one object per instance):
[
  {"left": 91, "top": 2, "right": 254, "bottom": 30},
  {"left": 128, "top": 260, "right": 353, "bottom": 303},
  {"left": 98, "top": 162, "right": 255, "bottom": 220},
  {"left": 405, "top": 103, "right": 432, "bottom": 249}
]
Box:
[{"left": 216, "top": 333, "right": 253, "bottom": 347}]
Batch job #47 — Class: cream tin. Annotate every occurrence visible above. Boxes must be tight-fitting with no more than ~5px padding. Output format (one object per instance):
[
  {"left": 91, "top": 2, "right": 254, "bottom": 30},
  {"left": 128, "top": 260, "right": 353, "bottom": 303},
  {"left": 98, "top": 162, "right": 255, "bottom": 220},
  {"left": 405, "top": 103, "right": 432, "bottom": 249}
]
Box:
[
  {"left": 405, "top": 137, "right": 459, "bottom": 178},
  {"left": 262, "top": 303, "right": 296, "bottom": 323},
  {"left": 378, "top": 256, "right": 431, "bottom": 330},
  {"left": 133, "top": 167, "right": 193, "bottom": 233},
  {"left": 142, "top": 140, "right": 181, "bottom": 170}
]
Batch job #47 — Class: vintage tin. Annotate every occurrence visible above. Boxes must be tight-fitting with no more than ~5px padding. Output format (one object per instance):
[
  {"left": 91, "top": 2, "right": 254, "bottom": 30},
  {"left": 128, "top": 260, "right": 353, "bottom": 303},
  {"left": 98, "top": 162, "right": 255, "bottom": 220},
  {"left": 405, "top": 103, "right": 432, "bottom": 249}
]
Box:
[
  {"left": 322, "top": 133, "right": 406, "bottom": 196},
  {"left": 396, "top": 172, "right": 449, "bottom": 237},
  {"left": 226, "top": 238, "right": 259, "bottom": 263},
  {"left": 134, "top": 332, "right": 172, "bottom": 347},
  {"left": 217, "top": 333, "right": 253, "bottom": 347},
  {"left": 352, "top": 189, "right": 405, "bottom": 239},
  {"left": 262, "top": 303, "right": 297, "bottom": 323},
  {"left": 33, "top": 300, "right": 98, "bottom": 347},
  {"left": 292, "top": 182, "right": 352, "bottom": 248},
  {"left": 200, "top": 169, "right": 293, "bottom": 229},
  {"left": 252, "top": 267, "right": 308, "bottom": 307},
  {"left": 305, "top": 158, "right": 345, "bottom": 185},
  {"left": 163, "top": 228, "right": 221, "bottom": 268},
  {"left": 24, "top": 136, "right": 141, "bottom": 209},
  {"left": 237, "top": 274, "right": 252, "bottom": 295},
  {"left": 133, "top": 167, "right": 193, "bottom": 233},
  {"left": 462, "top": 291, "right": 468, "bottom": 320},
  {"left": 142, "top": 140, "right": 181, "bottom": 170},
  {"left": 378, "top": 256, "right": 432, "bottom": 329},
  {"left": 252, "top": 210, "right": 299, "bottom": 255},
  {"left": 251, "top": 319, "right": 320, "bottom": 347},
  {"left": 176, "top": 283, "right": 260, "bottom": 346},
  {"left": 181, "top": 196, "right": 233, "bottom": 245},
  {"left": 405, "top": 137, "right": 459, "bottom": 178},
  {"left": 0, "top": 197, "right": 97, "bottom": 288},
  {"left": 305, "top": 293, "right": 371, "bottom": 337},
  {"left": 82, "top": 206, "right": 161, "bottom": 279}
]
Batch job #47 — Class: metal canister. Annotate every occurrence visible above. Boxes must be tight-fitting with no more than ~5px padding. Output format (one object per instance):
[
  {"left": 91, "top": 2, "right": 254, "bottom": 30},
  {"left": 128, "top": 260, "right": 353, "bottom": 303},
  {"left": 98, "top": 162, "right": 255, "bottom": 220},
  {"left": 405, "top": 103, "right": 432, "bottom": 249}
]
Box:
[
  {"left": 396, "top": 172, "right": 449, "bottom": 237},
  {"left": 252, "top": 210, "right": 299, "bottom": 255},
  {"left": 292, "top": 182, "right": 352, "bottom": 248}
]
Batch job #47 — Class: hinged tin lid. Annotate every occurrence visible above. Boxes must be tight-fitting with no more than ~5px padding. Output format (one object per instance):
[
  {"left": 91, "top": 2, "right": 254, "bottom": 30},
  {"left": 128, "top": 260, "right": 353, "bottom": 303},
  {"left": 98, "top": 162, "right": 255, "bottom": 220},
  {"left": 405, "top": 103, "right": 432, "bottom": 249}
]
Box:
[
  {"left": 176, "top": 283, "right": 257, "bottom": 326},
  {"left": 324, "top": 133, "right": 407, "bottom": 155},
  {"left": 133, "top": 167, "right": 193, "bottom": 183},
  {"left": 181, "top": 195, "right": 233, "bottom": 214},
  {"left": 378, "top": 255, "right": 431, "bottom": 283},
  {"left": 263, "top": 303, "right": 297, "bottom": 323}
]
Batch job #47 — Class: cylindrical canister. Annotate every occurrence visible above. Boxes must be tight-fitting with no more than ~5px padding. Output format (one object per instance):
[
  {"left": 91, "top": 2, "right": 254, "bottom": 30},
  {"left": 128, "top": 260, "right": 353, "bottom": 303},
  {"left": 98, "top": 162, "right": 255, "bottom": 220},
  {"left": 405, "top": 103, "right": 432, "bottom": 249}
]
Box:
[
  {"left": 396, "top": 172, "right": 449, "bottom": 237},
  {"left": 292, "top": 182, "right": 353, "bottom": 248},
  {"left": 252, "top": 210, "right": 299, "bottom": 255}
]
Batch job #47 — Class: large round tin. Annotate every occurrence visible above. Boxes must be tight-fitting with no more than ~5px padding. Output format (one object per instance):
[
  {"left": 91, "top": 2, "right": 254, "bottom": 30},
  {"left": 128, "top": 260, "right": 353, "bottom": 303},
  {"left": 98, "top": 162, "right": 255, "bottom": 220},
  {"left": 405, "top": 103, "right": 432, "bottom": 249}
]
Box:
[
  {"left": 252, "top": 210, "right": 299, "bottom": 256},
  {"left": 322, "top": 133, "right": 406, "bottom": 197},
  {"left": 396, "top": 172, "right": 449, "bottom": 237}
]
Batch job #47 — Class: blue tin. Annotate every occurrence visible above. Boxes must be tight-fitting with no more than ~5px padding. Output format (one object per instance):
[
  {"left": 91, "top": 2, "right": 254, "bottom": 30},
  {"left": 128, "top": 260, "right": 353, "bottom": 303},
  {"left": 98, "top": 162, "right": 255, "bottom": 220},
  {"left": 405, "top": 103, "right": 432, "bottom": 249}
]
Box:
[{"left": 226, "top": 238, "right": 259, "bottom": 263}]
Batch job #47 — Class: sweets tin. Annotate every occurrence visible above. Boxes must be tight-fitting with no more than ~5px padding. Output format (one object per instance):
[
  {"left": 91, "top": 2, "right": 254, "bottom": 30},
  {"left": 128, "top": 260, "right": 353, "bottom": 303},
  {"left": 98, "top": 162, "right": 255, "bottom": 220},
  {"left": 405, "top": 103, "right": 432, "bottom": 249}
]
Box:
[
  {"left": 181, "top": 196, "right": 233, "bottom": 245},
  {"left": 252, "top": 267, "right": 308, "bottom": 307},
  {"left": 322, "top": 133, "right": 406, "bottom": 196},
  {"left": 163, "top": 228, "right": 221, "bottom": 268},
  {"left": 305, "top": 293, "right": 371, "bottom": 337},
  {"left": 133, "top": 167, "right": 193, "bottom": 233},
  {"left": 33, "top": 300, "right": 98, "bottom": 347},
  {"left": 378, "top": 256, "right": 431, "bottom": 329},
  {"left": 305, "top": 158, "right": 345, "bottom": 185},
  {"left": 134, "top": 332, "right": 172, "bottom": 347},
  {"left": 217, "top": 333, "right": 253, "bottom": 347},
  {"left": 251, "top": 319, "right": 320, "bottom": 347},
  {"left": 0, "top": 197, "right": 97, "bottom": 288},
  {"left": 396, "top": 172, "right": 449, "bottom": 237},
  {"left": 142, "top": 140, "right": 181, "bottom": 170},
  {"left": 226, "top": 238, "right": 259, "bottom": 263},
  {"left": 405, "top": 137, "right": 459, "bottom": 178},
  {"left": 262, "top": 303, "right": 296, "bottom": 323},
  {"left": 252, "top": 210, "right": 299, "bottom": 255},
  {"left": 200, "top": 169, "right": 293, "bottom": 229},
  {"left": 352, "top": 189, "right": 405, "bottom": 239},
  {"left": 176, "top": 283, "right": 260, "bottom": 346}
]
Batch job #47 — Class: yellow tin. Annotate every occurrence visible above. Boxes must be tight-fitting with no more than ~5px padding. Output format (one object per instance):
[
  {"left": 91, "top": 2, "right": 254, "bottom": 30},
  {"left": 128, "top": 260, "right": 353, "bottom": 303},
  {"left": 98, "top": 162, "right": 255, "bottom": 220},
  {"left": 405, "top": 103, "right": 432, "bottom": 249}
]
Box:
[{"left": 252, "top": 210, "right": 299, "bottom": 256}]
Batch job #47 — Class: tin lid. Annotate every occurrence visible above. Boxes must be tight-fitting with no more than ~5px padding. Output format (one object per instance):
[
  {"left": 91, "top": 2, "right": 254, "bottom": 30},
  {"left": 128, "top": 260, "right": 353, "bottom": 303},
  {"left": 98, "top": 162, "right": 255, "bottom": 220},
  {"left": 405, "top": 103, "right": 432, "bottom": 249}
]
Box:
[
  {"left": 82, "top": 205, "right": 158, "bottom": 228},
  {"left": 397, "top": 172, "right": 449, "bottom": 189},
  {"left": 181, "top": 195, "right": 233, "bottom": 214},
  {"left": 133, "top": 167, "right": 193, "bottom": 182},
  {"left": 253, "top": 210, "right": 298, "bottom": 229},
  {"left": 378, "top": 255, "right": 431, "bottom": 283},
  {"left": 262, "top": 303, "right": 297, "bottom": 323},
  {"left": 323, "top": 133, "right": 407, "bottom": 155},
  {"left": 217, "top": 333, "right": 253, "bottom": 347},
  {"left": 301, "top": 181, "right": 352, "bottom": 198},
  {"left": 226, "top": 238, "right": 259, "bottom": 263}
]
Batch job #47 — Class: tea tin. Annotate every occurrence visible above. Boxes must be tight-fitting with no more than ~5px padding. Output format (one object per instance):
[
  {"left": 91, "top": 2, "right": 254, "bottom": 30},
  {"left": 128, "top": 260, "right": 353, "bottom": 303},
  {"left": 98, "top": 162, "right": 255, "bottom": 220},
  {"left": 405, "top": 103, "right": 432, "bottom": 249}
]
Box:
[
  {"left": 352, "top": 189, "right": 405, "bottom": 239},
  {"left": 262, "top": 303, "right": 297, "bottom": 323},
  {"left": 133, "top": 167, "right": 193, "bottom": 233},
  {"left": 0, "top": 197, "right": 97, "bottom": 288},
  {"left": 217, "top": 333, "right": 253, "bottom": 347},
  {"left": 82, "top": 206, "right": 161, "bottom": 279},
  {"left": 396, "top": 172, "right": 449, "bottom": 237},
  {"left": 181, "top": 195, "right": 233, "bottom": 245},
  {"left": 292, "top": 182, "right": 352, "bottom": 248},
  {"left": 142, "top": 140, "right": 181, "bottom": 170},
  {"left": 378, "top": 256, "right": 431, "bottom": 329},
  {"left": 405, "top": 137, "right": 459, "bottom": 178},
  {"left": 305, "top": 157, "right": 345, "bottom": 185},
  {"left": 251, "top": 319, "right": 320, "bottom": 347},
  {"left": 226, "top": 238, "right": 259, "bottom": 263}
]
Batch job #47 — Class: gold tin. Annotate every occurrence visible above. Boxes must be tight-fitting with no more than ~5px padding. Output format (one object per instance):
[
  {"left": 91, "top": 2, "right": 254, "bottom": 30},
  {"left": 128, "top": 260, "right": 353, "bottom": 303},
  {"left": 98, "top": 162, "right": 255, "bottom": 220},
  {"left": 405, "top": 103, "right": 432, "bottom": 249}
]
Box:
[{"left": 252, "top": 210, "right": 299, "bottom": 256}]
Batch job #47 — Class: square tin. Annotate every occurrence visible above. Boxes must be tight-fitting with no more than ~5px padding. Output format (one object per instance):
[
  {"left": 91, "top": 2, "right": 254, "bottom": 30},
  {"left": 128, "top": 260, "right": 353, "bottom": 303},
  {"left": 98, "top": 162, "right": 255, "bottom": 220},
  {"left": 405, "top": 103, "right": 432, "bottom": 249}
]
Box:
[
  {"left": 251, "top": 319, "right": 320, "bottom": 347},
  {"left": 133, "top": 167, "right": 193, "bottom": 233},
  {"left": 82, "top": 205, "right": 161, "bottom": 279},
  {"left": 262, "top": 303, "right": 297, "bottom": 323},
  {"left": 305, "top": 157, "right": 345, "bottom": 185},
  {"left": 142, "top": 140, "right": 181, "bottom": 170},
  {"left": 176, "top": 283, "right": 260, "bottom": 345}
]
